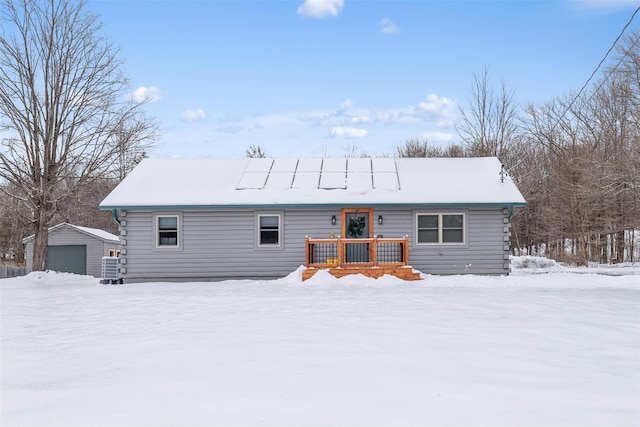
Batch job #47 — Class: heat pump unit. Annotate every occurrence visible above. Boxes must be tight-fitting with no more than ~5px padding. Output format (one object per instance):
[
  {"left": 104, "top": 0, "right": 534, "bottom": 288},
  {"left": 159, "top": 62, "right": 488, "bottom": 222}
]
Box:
[{"left": 100, "top": 256, "right": 122, "bottom": 284}]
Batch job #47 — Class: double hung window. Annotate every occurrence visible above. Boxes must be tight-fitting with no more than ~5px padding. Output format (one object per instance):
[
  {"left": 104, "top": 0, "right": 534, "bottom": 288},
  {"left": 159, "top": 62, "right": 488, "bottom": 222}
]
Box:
[
  {"left": 258, "top": 214, "right": 280, "bottom": 246},
  {"left": 157, "top": 215, "right": 179, "bottom": 247},
  {"left": 417, "top": 213, "right": 465, "bottom": 244}
]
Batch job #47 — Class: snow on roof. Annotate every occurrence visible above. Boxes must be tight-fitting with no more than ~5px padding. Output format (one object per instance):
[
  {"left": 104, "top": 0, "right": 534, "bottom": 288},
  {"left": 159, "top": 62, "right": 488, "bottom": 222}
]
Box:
[
  {"left": 22, "top": 223, "right": 119, "bottom": 243},
  {"left": 99, "top": 157, "right": 527, "bottom": 209},
  {"left": 72, "top": 225, "right": 119, "bottom": 241}
]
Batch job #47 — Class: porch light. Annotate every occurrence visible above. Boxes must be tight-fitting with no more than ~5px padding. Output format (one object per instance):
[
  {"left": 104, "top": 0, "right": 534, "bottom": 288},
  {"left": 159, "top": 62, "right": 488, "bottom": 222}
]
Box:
[
  {"left": 331, "top": 215, "right": 337, "bottom": 225},
  {"left": 378, "top": 215, "right": 383, "bottom": 225}
]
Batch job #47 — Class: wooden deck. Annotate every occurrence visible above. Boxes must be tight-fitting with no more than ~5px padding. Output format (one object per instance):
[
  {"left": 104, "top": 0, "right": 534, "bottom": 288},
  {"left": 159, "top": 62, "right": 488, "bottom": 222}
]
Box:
[
  {"left": 302, "top": 266, "right": 422, "bottom": 281},
  {"left": 303, "top": 237, "right": 422, "bottom": 281}
]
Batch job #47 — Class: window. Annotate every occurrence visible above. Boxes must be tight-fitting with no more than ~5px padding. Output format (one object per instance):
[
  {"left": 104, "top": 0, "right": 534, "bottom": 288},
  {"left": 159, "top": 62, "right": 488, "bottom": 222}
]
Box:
[
  {"left": 108, "top": 249, "right": 120, "bottom": 257},
  {"left": 258, "top": 214, "right": 280, "bottom": 246},
  {"left": 417, "top": 215, "right": 439, "bottom": 243},
  {"left": 416, "top": 213, "right": 465, "bottom": 244},
  {"left": 157, "top": 215, "right": 179, "bottom": 247},
  {"left": 442, "top": 214, "right": 464, "bottom": 243}
]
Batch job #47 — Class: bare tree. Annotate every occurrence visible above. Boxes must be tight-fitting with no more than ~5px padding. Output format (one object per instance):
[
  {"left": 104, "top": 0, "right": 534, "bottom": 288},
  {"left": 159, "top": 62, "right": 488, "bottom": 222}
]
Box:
[
  {"left": 341, "top": 144, "right": 369, "bottom": 158},
  {"left": 395, "top": 138, "right": 466, "bottom": 158},
  {"left": 0, "top": 184, "right": 30, "bottom": 263},
  {"left": 514, "top": 31, "right": 640, "bottom": 265},
  {"left": 0, "top": 0, "right": 157, "bottom": 271},
  {"left": 245, "top": 144, "right": 268, "bottom": 158},
  {"left": 112, "top": 116, "right": 157, "bottom": 180},
  {"left": 456, "top": 66, "right": 519, "bottom": 162},
  {"left": 580, "top": 31, "right": 640, "bottom": 264},
  {"left": 54, "top": 178, "right": 120, "bottom": 233},
  {"left": 396, "top": 139, "right": 429, "bottom": 157}
]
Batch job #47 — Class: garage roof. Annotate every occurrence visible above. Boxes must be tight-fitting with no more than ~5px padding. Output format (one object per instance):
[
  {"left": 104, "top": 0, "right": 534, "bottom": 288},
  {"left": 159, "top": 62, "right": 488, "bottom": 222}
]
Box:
[{"left": 22, "top": 223, "right": 119, "bottom": 243}]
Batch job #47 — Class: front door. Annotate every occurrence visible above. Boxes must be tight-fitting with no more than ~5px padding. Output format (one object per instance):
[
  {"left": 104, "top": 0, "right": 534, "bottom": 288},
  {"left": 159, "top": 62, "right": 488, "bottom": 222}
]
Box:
[{"left": 343, "top": 209, "right": 372, "bottom": 263}]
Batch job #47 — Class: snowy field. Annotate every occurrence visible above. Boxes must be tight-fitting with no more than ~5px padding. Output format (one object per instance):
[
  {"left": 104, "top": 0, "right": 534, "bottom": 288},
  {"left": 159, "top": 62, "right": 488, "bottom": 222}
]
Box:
[{"left": 1, "top": 258, "right": 639, "bottom": 427}]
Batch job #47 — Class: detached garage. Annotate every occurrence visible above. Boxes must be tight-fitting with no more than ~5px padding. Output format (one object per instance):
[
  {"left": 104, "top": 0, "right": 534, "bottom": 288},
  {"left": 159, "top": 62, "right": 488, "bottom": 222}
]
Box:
[{"left": 23, "top": 223, "right": 120, "bottom": 277}]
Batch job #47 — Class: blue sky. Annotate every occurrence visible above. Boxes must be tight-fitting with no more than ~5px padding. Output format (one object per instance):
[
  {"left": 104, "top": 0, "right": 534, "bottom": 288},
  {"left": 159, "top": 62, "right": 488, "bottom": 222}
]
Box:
[{"left": 89, "top": 0, "right": 640, "bottom": 159}]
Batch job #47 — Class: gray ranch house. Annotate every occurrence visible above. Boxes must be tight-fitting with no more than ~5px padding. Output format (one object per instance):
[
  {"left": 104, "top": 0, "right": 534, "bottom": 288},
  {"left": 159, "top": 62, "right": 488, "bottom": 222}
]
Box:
[
  {"left": 99, "top": 157, "right": 526, "bottom": 282},
  {"left": 23, "top": 223, "right": 120, "bottom": 277}
]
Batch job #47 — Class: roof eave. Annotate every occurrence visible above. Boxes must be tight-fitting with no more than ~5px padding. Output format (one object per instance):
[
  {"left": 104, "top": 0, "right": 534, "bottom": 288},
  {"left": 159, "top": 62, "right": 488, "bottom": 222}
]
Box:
[{"left": 100, "top": 201, "right": 528, "bottom": 211}]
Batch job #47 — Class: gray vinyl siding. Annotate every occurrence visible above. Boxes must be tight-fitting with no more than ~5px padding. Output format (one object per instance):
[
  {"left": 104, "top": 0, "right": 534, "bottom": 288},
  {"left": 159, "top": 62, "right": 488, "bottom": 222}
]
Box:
[
  {"left": 24, "top": 226, "right": 120, "bottom": 277},
  {"left": 119, "top": 208, "right": 342, "bottom": 282},
  {"left": 409, "top": 207, "right": 511, "bottom": 275},
  {"left": 369, "top": 206, "right": 510, "bottom": 275},
  {"left": 118, "top": 205, "right": 512, "bottom": 282}
]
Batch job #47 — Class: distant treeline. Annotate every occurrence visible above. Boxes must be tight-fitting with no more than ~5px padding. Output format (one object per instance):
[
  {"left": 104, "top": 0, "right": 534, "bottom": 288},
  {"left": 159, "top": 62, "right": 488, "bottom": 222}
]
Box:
[{"left": 395, "top": 31, "right": 640, "bottom": 265}]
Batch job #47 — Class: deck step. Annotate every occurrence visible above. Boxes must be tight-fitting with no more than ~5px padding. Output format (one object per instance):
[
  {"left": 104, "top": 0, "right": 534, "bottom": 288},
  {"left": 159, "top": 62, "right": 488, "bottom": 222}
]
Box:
[{"left": 302, "top": 267, "right": 422, "bottom": 281}]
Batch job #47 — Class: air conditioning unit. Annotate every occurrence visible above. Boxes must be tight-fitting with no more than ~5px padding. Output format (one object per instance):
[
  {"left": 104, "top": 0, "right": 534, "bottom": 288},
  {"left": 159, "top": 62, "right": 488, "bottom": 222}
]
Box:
[{"left": 100, "top": 256, "right": 122, "bottom": 284}]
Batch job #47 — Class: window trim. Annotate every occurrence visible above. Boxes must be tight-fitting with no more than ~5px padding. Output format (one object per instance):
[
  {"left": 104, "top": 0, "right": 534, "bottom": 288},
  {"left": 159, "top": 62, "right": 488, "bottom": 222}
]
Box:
[
  {"left": 155, "top": 214, "right": 181, "bottom": 249},
  {"left": 415, "top": 212, "right": 466, "bottom": 245},
  {"left": 256, "top": 213, "right": 282, "bottom": 248}
]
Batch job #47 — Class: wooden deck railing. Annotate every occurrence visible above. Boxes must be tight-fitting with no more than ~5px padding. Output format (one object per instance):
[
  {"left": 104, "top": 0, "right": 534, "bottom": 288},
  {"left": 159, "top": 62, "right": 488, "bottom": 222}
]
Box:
[{"left": 305, "top": 236, "right": 409, "bottom": 269}]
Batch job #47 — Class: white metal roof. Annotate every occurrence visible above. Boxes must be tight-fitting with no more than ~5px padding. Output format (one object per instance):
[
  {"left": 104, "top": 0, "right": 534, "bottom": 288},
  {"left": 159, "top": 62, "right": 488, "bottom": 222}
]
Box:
[{"left": 99, "top": 157, "right": 526, "bottom": 209}]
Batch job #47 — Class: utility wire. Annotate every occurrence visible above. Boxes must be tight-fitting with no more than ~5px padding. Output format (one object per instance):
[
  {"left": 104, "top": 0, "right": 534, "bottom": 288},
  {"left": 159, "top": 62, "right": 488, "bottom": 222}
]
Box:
[
  {"left": 511, "top": 7, "right": 640, "bottom": 173},
  {"left": 574, "top": 6, "right": 640, "bottom": 104},
  {"left": 552, "top": 6, "right": 640, "bottom": 136}
]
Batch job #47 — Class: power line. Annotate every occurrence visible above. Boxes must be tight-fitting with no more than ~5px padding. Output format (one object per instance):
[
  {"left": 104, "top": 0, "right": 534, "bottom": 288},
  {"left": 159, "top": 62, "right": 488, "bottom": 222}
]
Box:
[
  {"left": 551, "top": 5, "right": 640, "bottom": 137},
  {"left": 574, "top": 6, "right": 640, "bottom": 103}
]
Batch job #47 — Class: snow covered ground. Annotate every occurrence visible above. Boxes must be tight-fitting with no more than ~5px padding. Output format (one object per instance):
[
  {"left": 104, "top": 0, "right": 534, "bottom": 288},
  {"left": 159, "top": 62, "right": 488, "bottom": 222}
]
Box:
[{"left": 1, "top": 258, "right": 639, "bottom": 426}]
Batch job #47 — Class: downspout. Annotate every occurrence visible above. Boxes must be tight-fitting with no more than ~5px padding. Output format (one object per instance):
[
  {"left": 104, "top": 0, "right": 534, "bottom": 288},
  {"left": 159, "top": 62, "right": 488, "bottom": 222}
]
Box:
[
  {"left": 508, "top": 204, "right": 520, "bottom": 257},
  {"left": 112, "top": 209, "right": 121, "bottom": 226}
]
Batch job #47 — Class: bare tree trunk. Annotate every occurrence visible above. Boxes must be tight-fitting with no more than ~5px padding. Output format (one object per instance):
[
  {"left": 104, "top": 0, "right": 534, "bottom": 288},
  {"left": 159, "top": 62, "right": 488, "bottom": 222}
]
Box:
[
  {"left": 615, "top": 230, "right": 625, "bottom": 264},
  {"left": 513, "top": 225, "right": 521, "bottom": 256},
  {"left": 30, "top": 195, "right": 54, "bottom": 271},
  {"left": 578, "top": 235, "right": 589, "bottom": 267},
  {"left": 32, "top": 220, "right": 48, "bottom": 272}
]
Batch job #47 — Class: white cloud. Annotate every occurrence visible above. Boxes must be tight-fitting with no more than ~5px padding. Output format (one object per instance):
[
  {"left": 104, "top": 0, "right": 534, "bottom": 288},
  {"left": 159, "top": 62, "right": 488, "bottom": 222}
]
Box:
[
  {"left": 180, "top": 109, "right": 207, "bottom": 123},
  {"left": 351, "top": 115, "right": 371, "bottom": 124},
  {"left": 379, "top": 18, "right": 398, "bottom": 34},
  {"left": 419, "top": 93, "right": 456, "bottom": 113},
  {"left": 404, "top": 93, "right": 457, "bottom": 120},
  {"left": 335, "top": 99, "right": 372, "bottom": 125},
  {"left": 131, "top": 86, "right": 166, "bottom": 103},
  {"left": 297, "top": 0, "right": 344, "bottom": 19},
  {"left": 330, "top": 126, "right": 368, "bottom": 138},
  {"left": 295, "top": 94, "right": 458, "bottom": 130},
  {"left": 421, "top": 131, "right": 456, "bottom": 143},
  {"left": 339, "top": 98, "right": 354, "bottom": 109},
  {"left": 437, "top": 119, "right": 456, "bottom": 128},
  {"left": 372, "top": 110, "right": 398, "bottom": 123}
]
